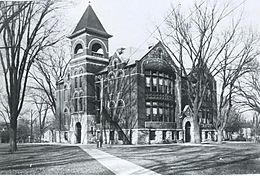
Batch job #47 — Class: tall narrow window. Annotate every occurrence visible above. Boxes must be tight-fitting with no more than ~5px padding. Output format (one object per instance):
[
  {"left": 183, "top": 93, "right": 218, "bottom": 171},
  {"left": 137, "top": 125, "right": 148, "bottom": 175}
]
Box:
[
  {"left": 159, "top": 107, "right": 163, "bottom": 121},
  {"left": 159, "top": 78, "right": 163, "bottom": 93},
  {"left": 152, "top": 77, "right": 157, "bottom": 92},
  {"left": 146, "top": 76, "right": 151, "bottom": 92},
  {"left": 168, "top": 80, "right": 172, "bottom": 94},
  {"left": 164, "top": 79, "right": 168, "bottom": 94},
  {"left": 75, "top": 77, "right": 78, "bottom": 88},
  {"left": 146, "top": 107, "right": 151, "bottom": 121},
  {"left": 74, "top": 98, "right": 78, "bottom": 112},
  {"left": 79, "top": 76, "right": 82, "bottom": 87},
  {"left": 79, "top": 97, "right": 83, "bottom": 111},
  {"left": 153, "top": 107, "right": 158, "bottom": 121}
]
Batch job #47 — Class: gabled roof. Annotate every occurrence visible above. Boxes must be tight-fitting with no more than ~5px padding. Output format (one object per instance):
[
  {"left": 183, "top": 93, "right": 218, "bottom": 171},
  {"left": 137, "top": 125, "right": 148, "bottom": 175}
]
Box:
[
  {"left": 98, "top": 41, "right": 174, "bottom": 74},
  {"left": 69, "top": 5, "right": 112, "bottom": 38}
]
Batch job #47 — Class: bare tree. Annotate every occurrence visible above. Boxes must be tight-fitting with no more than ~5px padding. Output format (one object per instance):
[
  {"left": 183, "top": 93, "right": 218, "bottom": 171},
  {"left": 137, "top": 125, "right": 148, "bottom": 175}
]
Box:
[
  {"left": 0, "top": 94, "right": 10, "bottom": 129},
  {"left": 237, "top": 71, "right": 260, "bottom": 113},
  {"left": 98, "top": 58, "right": 138, "bottom": 145},
  {"left": 0, "top": 1, "right": 60, "bottom": 152},
  {"left": 0, "top": 2, "right": 30, "bottom": 34},
  {"left": 158, "top": 1, "right": 257, "bottom": 143},
  {"left": 214, "top": 31, "right": 259, "bottom": 143},
  {"left": 31, "top": 92, "right": 50, "bottom": 142},
  {"left": 237, "top": 71, "right": 260, "bottom": 142},
  {"left": 29, "top": 45, "right": 71, "bottom": 119}
]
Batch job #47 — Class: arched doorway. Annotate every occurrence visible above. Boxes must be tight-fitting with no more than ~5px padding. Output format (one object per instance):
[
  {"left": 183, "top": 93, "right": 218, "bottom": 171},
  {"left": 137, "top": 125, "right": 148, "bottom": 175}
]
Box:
[
  {"left": 185, "top": 121, "right": 191, "bottom": 142},
  {"left": 75, "top": 122, "right": 81, "bottom": 143}
]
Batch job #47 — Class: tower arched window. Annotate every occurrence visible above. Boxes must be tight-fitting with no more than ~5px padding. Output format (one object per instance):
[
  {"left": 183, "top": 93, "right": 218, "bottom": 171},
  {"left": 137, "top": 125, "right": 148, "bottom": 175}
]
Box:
[
  {"left": 74, "top": 43, "right": 83, "bottom": 54},
  {"left": 91, "top": 43, "right": 104, "bottom": 57}
]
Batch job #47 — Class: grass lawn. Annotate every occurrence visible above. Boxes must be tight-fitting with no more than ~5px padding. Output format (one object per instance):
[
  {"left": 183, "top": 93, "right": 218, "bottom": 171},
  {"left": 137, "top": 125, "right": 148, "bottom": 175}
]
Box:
[
  {"left": 0, "top": 143, "right": 114, "bottom": 175},
  {"left": 100, "top": 142, "right": 260, "bottom": 175}
]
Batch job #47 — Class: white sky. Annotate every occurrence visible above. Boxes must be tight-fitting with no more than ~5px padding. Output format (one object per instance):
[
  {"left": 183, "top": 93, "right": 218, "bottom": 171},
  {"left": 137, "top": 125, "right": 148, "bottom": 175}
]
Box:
[{"left": 63, "top": 0, "right": 260, "bottom": 55}]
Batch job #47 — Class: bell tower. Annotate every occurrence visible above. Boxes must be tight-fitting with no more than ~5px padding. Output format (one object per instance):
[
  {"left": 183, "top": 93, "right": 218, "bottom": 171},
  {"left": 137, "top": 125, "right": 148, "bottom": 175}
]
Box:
[
  {"left": 68, "top": 4, "right": 112, "bottom": 62},
  {"left": 67, "top": 4, "right": 112, "bottom": 144}
]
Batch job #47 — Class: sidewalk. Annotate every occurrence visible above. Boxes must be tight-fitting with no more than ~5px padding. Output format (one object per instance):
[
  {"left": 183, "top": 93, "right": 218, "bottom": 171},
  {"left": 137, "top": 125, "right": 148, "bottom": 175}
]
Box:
[{"left": 80, "top": 146, "right": 160, "bottom": 175}]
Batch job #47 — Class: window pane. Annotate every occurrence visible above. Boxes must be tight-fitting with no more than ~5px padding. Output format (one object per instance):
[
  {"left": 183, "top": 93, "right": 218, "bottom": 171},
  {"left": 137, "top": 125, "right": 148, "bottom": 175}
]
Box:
[
  {"left": 159, "top": 78, "right": 163, "bottom": 92},
  {"left": 153, "top": 77, "right": 157, "bottom": 85},
  {"left": 153, "top": 107, "right": 157, "bottom": 114},
  {"left": 146, "top": 107, "right": 151, "bottom": 121},
  {"left": 75, "top": 77, "right": 78, "bottom": 88},
  {"left": 146, "top": 77, "right": 150, "bottom": 86},
  {"left": 152, "top": 77, "right": 157, "bottom": 91}
]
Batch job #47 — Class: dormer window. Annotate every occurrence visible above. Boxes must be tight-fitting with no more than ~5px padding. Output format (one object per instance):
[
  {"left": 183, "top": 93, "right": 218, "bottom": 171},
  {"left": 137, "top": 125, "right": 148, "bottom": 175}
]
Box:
[
  {"left": 92, "top": 43, "right": 104, "bottom": 57},
  {"left": 74, "top": 43, "right": 83, "bottom": 54}
]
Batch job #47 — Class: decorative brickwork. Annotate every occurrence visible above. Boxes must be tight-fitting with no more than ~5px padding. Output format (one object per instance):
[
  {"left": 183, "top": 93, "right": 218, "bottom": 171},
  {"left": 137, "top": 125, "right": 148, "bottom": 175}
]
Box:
[{"left": 56, "top": 4, "right": 217, "bottom": 145}]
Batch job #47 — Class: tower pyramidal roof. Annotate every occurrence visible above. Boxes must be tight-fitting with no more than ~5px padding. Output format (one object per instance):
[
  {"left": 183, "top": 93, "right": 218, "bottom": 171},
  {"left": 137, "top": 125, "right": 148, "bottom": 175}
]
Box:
[{"left": 69, "top": 4, "right": 112, "bottom": 38}]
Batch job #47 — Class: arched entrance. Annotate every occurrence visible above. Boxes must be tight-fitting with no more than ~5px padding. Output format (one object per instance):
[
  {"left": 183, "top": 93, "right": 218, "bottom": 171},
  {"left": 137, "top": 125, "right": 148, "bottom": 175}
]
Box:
[
  {"left": 75, "top": 122, "right": 81, "bottom": 143},
  {"left": 185, "top": 121, "right": 191, "bottom": 142}
]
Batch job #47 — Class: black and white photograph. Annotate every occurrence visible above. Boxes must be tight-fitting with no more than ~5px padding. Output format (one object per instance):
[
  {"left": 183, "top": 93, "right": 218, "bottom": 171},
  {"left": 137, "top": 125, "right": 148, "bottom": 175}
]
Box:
[{"left": 0, "top": 0, "right": 260, "bottom": 175}]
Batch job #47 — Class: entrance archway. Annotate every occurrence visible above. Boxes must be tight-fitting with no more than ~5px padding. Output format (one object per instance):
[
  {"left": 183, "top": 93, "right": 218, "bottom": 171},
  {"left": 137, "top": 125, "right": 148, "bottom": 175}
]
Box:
[
  {"left": 185, "top": 121, "right": 191, "bottom": 142},
  {"left": 75, "top": 122, "right": 81, "bottom": 143}
]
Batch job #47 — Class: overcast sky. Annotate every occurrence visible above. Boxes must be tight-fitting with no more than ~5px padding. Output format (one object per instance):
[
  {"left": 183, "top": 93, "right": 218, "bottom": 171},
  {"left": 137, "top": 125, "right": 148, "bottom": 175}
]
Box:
[{"left": 63, "top": 0, "right": 260, "bottom": 55}]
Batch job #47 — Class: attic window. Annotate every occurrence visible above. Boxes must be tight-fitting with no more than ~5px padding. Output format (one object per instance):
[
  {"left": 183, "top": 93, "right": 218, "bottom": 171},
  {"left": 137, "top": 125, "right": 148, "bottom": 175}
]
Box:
[
  {"left": 74, "top": 43, "right": 83, "bottom": 54},
  {"left": 92, "top": 43, "right": 104, "bottom": 57}
]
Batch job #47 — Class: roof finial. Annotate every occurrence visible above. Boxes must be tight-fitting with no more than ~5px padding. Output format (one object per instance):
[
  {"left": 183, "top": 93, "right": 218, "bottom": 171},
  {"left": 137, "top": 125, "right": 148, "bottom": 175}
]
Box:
[{"left": 88, "top": 1, "right": 91, "bottom": 5}]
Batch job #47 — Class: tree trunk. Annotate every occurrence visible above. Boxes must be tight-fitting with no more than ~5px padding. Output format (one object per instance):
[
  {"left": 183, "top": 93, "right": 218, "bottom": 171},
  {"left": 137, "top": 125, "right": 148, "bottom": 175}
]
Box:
[
  {"left": 193, "top": 113, "right": 201, "bottom": 143},
  {"left": 217, "top": 129, "right": 223, "bottom": 144},
  {"left": 9, "top": 118, "right": 18, "bottom": 153}
]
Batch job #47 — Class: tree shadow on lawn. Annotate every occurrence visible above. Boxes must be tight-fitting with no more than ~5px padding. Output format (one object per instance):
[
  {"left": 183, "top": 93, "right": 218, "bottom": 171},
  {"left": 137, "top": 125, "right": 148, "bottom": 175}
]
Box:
[
  {"left": 0, "top": 144, "right": 98, "bottom": 172},
  {"left": 147, "top": 150, "right": 259, "bottom": 174},
  {"left": 102, "top": 145, "right": 260, "bottom": 175}
]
